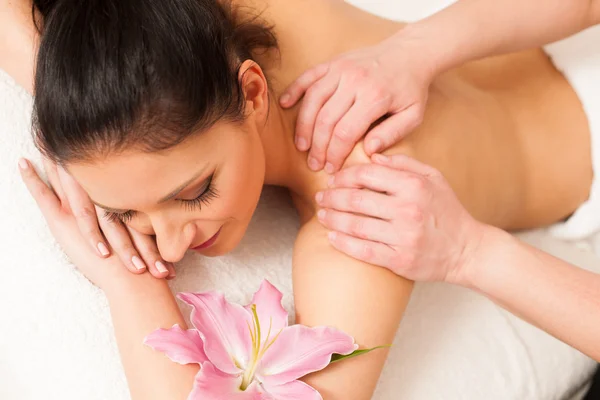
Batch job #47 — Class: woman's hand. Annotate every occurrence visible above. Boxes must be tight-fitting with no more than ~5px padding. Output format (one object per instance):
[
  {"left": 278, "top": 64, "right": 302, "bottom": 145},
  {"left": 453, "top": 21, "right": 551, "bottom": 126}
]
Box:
[
  {"left": 314, "top": 154, "right": 486, "bottom": 284},
  {"left": 19, "top": 158, "right": 171, "bottom": 289},
  {"left": 280, "top": 28, "right": 435, "bottom": 174},
  {"left": 42, "top": 158, "right": 175, "bottom": 279}
]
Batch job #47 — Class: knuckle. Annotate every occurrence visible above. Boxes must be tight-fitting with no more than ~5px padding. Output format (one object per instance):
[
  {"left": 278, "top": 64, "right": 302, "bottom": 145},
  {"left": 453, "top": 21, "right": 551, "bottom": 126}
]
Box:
[
  {"left": 406, "top": 176, "right": 426, "bottom": 195},
  {"left": 349, "top": 190, "right": 364, "bottom": 210},
  {"left": 351, "top": 67, "right": 369, "bottom": 81},
  {"left": 317, "top": 113, "right": 335, "bottom": 129},
  {"left": 332, "top": 125, "right": 353, "bottom": 141},
  {"left": 348, "top": 218, "right": 365, "bottom": 237},
  {"left": 356, "top": 166, "right": 374, "bottom": 183},
  {"left": 405, "top": 205, "right": 424, "bottom": 223},
  {"left": 359, "top": 242, "right": 374, "bottom": 261},
  {"left": 371, "top": 86, "right": 389, "bottom": 100}
]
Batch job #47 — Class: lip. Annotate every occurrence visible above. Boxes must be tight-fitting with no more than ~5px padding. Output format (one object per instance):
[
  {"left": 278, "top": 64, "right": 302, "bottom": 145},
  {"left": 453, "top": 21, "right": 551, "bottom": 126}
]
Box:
[{"left": 191, "top": 228, "right": 222, "bottom": 251}]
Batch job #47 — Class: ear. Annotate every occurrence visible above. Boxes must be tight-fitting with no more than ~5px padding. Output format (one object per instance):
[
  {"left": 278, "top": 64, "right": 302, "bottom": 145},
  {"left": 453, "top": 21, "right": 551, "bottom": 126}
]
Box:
[{"left": 238, "top": 60, "right": 269, "bottom": 128}]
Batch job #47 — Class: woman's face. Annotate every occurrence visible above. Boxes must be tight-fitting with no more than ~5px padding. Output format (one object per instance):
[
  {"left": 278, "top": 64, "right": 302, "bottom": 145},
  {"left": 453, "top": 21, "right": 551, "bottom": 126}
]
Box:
[{"left": 68, "top": 121, "right": 266, "bottom": 263}]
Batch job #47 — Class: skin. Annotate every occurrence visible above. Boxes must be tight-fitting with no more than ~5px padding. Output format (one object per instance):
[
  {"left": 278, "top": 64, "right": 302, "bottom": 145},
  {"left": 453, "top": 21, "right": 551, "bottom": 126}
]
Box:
[
  {"left": 281, "top": 0, "right": 600, "bottom": 172},
  {"left": 3, "top": 0, "right": 596, "bottom": 398}
]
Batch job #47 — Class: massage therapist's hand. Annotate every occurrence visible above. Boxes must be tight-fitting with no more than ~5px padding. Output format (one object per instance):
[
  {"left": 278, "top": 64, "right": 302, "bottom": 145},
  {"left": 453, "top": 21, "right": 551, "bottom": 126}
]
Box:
[
  {"left": 280, "top": 30, "right": 435, "bottom": 174},
  {"left": 39, "top": 158, "right": 175, "bottom": 280},
  {"left": 315, "top": 154, "right": 486, "bottom": 284}
]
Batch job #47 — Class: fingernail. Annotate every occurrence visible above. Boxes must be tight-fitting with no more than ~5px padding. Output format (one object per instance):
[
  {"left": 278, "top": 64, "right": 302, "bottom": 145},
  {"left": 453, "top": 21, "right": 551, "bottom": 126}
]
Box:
[
  {"left": 317, "top": 210, "right": 326, "bottom": 221},
  {"left": 368, "top": 139, "right": 382, "bottom": 154},
  {"left": 328, "top": 231, "right": 337, "bottom": 241},
  {"left": 328, "top": 176, "right": 335, "bottom": 187},
  {"left": 296, "top": 137, "right": 308, "bottom": 151},
  {"left": 325, "top": 163, "right": 335, "bottom": 174},
  {"left": 18, "top": 158, "right": 28, "bottom": 170},
  {"left": 132, "top": 256, "right": 146, "bottom": 271},
  {"left": 315, "top": 192, "right": 323, "bottom": 203},
  {"left": 97, "top": 242, "right": 110, "bottom": 257},
  {"left": 155, "top": 261, "right": 168, "bottom": 274},
  {"left": 308, "top": 157, "right": 320, "bottom": 171},
  {"left": 373, "top": 154, "right": 389, "bottom": 163},
  {"left": 280, "top": 93, "right": 291, "bottom": 105}
]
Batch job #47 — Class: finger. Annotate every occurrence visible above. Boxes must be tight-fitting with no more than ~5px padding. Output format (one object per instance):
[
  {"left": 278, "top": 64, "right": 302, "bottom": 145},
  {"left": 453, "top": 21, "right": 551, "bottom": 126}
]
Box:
[
  {"left": 295, "top": 73, "right": 339, "bottom": 155},
  {"left": 58, "top": 167, "right": 111, "bottom": 258},
  {"left": 325, "top": 97, "right": 391, "bottom": 172},
  {"left": 317, "top": 208, "right": 397, "bottom": 245},
  {"left": 280, "top": 63, "right": 329, "bottom": 109},
  {"left": 309, "top": 88, "right": 355, "bottom": 172},
  {"left": 96, "top": 208, "right": 148, "bottom": 274},
  {"left": 364, "top": 104, "right": 424, "bottom": 154},
  {"left": 372, "top": 154, "right": 440, "bottom": 177},
  {"left": 18, "top": 158, "right": 61, "bottom": 217},
  {"left": 316, "top": 188, "right": 395, "bottom": 220},
  {"left": 329, "top": 163, "right": 410, "bottom": 194},
  {"left": 42, "top": 157, "right": 68, "bottom": 205},
  {"left": 327, "top": 231, "right": 396, "bottom": 269},
  {"left": 127, "top": 227, "right": 172, "bottom": 279}
]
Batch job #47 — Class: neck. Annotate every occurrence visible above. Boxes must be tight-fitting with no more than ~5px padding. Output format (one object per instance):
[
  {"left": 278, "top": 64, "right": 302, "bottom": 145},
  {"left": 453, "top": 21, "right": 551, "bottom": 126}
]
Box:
[{"left": 260, "top": 98, "right": 312, "bottom": 195}]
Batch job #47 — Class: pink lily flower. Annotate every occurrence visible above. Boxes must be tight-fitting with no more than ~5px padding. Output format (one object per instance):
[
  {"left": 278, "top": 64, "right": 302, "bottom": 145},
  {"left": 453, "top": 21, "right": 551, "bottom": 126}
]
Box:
[{"left": 144, "top": 280, "right": 358, "bottom": 399}]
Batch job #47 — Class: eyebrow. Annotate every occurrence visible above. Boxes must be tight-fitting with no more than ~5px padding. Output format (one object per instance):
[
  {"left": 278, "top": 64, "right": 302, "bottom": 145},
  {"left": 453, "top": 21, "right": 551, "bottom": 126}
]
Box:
[{"left": 92, "top": 166, "right": 208, "bottom": 213}]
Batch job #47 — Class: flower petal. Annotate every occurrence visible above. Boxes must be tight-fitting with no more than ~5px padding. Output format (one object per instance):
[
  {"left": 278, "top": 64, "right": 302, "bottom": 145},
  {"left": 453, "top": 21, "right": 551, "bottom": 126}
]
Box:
[
  {"left": 189, "top": 362, "right": 270, "bottom": 400},
  {"left": 178, "top": 292, "right": 253, "bottom": 374},
  {"left": 263, "top": 380, "right": 322, "bottom": 400},
  {"left": 143, "top": 324, "right": 208, "bottom": 365},
  {"left": 257, "top": 325, "right": 357, "bottom": 386},
  {"left": 245, "top": 280, "right": 288, "bottom": 344}
]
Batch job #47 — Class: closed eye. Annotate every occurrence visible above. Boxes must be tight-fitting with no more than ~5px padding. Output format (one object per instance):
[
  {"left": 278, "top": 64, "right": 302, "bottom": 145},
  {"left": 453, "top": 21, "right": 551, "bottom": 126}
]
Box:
[{"left": 103, "top": 174, "right": 218, "bottom": 224}]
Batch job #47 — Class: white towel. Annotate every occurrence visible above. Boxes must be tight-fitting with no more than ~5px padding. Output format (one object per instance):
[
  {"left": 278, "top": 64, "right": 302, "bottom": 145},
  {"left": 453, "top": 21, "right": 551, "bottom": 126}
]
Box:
[{"left": 1, "top": 1, "right": 599, "bottom": 399}]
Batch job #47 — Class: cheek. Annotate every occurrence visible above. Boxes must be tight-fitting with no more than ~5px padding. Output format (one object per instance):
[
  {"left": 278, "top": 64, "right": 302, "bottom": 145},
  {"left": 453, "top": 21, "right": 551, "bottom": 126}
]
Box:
[{"left": 217, "top": 133, "right": 265, "bottom": 219}]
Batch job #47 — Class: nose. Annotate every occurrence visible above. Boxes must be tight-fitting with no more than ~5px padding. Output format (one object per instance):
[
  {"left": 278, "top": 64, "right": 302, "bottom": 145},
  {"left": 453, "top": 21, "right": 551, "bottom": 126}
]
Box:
[{"left": 153, "top": 218, "right": 197, "bottom": 263}]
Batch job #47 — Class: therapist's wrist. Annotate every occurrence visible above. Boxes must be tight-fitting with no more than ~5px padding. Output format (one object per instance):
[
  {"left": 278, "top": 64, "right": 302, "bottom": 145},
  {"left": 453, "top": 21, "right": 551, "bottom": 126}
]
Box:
[
  {"left": 383, "top": 23, "right": 441, "bottom": 83},
  {"left": 395, "top": 22, "right": 455, "bottom": 77},
  {"left": 448, "top": 225, "right": 515, "bottom": 291}
]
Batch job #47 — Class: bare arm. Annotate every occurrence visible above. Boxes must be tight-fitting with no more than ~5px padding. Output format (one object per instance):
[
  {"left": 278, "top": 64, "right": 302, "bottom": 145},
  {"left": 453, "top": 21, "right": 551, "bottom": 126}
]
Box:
[
  {"left": 105, "top": 275, "right": 198, "bottom": 400},
  {"left": 463, "top": 227, "right": 600, "bottom": 362},
  {"left": 407, "top": 0, "right": 600, "bottom": 76},
  {"left": 0, "top": 0, "right": 37, "bottom": 93},
  {"left": 293, "top": 217, "right": 413, "bottom": 399}
]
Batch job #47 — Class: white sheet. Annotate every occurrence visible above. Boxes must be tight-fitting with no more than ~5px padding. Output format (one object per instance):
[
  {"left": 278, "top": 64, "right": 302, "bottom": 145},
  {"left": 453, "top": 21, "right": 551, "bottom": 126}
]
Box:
[{"left": 1, "top": 1, "right": 598, "bottom": 399}]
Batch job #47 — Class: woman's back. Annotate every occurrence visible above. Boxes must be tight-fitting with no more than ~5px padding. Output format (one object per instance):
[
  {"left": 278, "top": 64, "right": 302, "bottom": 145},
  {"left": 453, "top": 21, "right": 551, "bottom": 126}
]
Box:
[{"left": 252, "top": 0, "right": 593, "bottom": 230}]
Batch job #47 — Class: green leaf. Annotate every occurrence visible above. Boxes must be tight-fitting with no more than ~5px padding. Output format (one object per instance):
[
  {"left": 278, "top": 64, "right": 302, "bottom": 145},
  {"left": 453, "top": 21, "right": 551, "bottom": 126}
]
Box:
[{"left": 330, "top": 345, "right": 391, "bottom": 364}]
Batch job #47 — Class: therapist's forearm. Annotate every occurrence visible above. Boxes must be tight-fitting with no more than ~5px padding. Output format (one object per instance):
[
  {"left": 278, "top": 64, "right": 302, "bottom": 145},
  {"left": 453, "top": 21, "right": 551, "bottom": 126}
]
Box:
[
  {"left": 462, "top": 227, "right": 600, "bottom": 362},
  {"left": 400, "top": 0, "right": 600, "bottom": 76}
]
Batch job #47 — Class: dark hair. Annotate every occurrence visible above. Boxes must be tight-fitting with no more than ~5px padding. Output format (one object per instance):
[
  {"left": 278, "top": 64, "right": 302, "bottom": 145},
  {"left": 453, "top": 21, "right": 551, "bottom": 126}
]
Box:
[{"left": 32, "top": 0, "right": 278, "bottom": 164}]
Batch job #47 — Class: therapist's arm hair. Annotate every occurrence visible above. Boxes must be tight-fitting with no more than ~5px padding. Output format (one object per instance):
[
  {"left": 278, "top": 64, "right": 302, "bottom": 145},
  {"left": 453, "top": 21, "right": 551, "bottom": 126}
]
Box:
[
  {"left": 402, "top": 0, "right": 600, "bottom": 77},
  {"left": 462, "top": 227, "right": 600, "bottom": 362}
]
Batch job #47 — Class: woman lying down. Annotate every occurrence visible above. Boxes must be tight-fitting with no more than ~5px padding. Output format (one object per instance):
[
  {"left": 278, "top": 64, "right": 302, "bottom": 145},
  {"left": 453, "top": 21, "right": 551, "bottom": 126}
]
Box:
[{"left": 6, "top": 0, "right": 594, "bottom": 398}]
